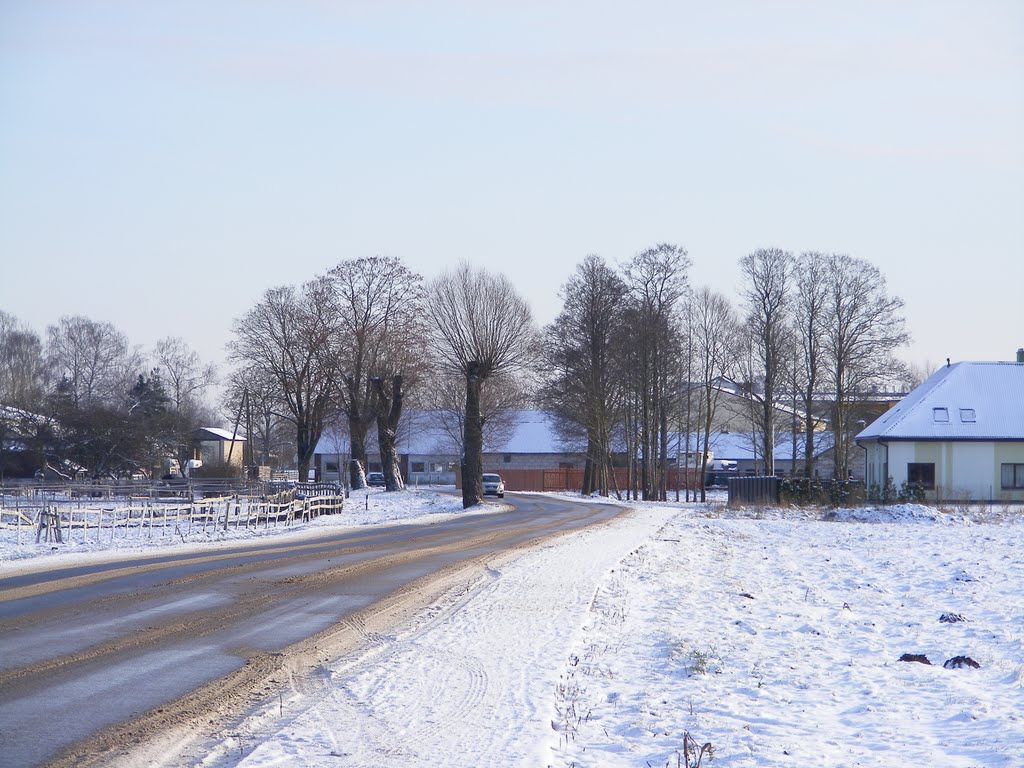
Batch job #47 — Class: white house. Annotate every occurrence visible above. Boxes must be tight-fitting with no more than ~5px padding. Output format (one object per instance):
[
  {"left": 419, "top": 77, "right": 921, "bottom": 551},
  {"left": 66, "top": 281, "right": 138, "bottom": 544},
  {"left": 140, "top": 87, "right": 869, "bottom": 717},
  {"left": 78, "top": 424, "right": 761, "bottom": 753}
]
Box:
[{"left": 855, "top": 359, "right": 1024, "bottom": 503}]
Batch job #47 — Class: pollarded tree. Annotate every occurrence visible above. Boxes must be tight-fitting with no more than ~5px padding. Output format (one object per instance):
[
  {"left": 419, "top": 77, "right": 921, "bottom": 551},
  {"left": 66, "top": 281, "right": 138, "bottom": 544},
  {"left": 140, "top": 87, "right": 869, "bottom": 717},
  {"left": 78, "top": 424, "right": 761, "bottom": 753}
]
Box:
[
  {"left": 328, "top": 256, "right": 425, "bottom": 491},
  {"left": 229, "top": 277, "right": 342, "bottom": 480},
  {"left": 738, "top": 248, "right": 793, "bottom": 474},
  {"left": 542, "top": 255, "right": 627, "bottom": 496},
  {"left": 823, "top": 253, "right": 910, "bottom": 479},
  {"left": 426, "top": 264, "right": 537, "bottom": 508}
]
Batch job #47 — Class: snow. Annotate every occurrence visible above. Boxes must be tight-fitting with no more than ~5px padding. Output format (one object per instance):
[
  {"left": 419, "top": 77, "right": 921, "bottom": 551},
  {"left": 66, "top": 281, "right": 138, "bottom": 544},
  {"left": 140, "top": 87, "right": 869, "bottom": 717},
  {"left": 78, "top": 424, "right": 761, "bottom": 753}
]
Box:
[
  {"left": 4, "top": 492, "right": 1022, "bottom": 766},
  {"left": 191, "top": 498, "right": 1024, "bottom": 768}
]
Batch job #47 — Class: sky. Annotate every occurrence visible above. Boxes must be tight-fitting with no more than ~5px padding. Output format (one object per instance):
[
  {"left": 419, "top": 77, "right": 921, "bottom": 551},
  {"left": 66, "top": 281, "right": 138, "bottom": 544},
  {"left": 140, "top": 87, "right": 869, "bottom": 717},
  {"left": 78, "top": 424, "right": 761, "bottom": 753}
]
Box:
[{"left": 1, "top": 0, "right": 1022, "bottom": 380}]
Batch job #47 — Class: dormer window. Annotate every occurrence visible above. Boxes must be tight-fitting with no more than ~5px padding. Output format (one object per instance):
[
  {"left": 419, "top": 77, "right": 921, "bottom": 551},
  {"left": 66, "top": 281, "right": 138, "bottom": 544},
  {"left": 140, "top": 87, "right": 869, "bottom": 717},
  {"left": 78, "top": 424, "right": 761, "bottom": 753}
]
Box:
[
  {"left": 932, "top": 407, "right": 949, "bottom": 423},
  {"left": 959, "top": 408, "right": 976, "bottom": 423}
]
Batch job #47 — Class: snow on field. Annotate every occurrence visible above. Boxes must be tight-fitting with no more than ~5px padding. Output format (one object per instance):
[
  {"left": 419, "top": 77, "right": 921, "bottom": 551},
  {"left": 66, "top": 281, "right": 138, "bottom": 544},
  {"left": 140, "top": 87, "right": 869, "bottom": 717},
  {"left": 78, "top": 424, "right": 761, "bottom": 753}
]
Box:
[
  {"left": 0, "top": 487, "right": 470, "bottom": 568},
  {"left": 553, "top": 506, "right": 1024, "bottom": 767},
  {"left": 199, "top": 500, "right": 1024, "bottom": 768}
]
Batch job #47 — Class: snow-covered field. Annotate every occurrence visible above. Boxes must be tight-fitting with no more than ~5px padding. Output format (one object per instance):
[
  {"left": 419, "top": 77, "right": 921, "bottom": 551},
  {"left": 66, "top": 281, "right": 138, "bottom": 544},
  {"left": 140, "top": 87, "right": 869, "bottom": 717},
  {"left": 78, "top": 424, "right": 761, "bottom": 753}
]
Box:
[
  {"left": 189, "top": 498, "right": 1023, "bottom": 768},
  {"left": 4, "top": 491, "right": 1022, "bottom": 767}
]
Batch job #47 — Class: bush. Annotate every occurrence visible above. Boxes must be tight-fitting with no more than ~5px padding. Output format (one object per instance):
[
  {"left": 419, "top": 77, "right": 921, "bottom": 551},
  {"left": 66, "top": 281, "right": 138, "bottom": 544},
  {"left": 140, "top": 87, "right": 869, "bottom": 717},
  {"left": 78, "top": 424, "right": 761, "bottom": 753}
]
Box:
[{"left": 780, "top": 476, "right": 865, "bottom": 508}]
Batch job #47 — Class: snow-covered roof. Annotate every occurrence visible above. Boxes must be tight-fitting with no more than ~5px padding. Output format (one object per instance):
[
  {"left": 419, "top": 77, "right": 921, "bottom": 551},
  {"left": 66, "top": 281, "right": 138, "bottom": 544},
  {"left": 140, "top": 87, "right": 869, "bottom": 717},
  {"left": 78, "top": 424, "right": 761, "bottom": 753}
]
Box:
[
  {"left": 856, "top": 361, "right": 1024, "bottom": 442},
  {"left": 489, "top": 410, "right": 561, "bottom": 454},
  {"left": 194, "top": 427, "right": 247, "bottom": 442}
]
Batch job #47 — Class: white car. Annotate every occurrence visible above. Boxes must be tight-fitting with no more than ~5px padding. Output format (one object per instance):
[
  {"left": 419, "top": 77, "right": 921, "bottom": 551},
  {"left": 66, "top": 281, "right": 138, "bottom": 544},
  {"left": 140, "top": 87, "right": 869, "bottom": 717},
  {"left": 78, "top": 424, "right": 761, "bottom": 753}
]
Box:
[{"left": 482, "top": 473, "right": 505, "bottom": 498}]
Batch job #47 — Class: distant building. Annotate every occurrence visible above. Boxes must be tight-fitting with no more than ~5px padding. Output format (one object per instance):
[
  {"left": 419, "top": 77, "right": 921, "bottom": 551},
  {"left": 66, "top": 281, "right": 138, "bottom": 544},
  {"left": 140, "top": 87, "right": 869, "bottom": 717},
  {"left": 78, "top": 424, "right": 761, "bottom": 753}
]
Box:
[
  {"left": 192, "top": 427, "right": 247, "bottom": 470},
  {"left": 856, "top": 359, "right": 1024, "bottom": 503}
]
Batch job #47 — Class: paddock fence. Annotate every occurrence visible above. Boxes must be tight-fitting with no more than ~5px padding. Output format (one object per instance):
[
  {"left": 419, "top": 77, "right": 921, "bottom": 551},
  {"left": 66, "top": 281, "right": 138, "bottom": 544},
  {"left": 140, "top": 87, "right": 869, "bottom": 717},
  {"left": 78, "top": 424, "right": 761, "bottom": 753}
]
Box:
[{"left": 0, "top": 480, "right": 344, "bottom": 548}]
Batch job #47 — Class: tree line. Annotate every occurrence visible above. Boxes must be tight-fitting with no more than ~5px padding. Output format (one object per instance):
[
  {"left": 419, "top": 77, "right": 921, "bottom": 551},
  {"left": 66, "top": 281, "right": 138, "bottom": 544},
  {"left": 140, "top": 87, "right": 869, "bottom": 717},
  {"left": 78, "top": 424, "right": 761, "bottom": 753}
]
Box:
[
  {"left": 542, "top": 248, "right": 909, "bottom": 502},
  {"left": 0, "top": 312, "right": 217, "bottom": 480},
  {"left": 1, "top": 246, "right": 910, "bottom": 507}
]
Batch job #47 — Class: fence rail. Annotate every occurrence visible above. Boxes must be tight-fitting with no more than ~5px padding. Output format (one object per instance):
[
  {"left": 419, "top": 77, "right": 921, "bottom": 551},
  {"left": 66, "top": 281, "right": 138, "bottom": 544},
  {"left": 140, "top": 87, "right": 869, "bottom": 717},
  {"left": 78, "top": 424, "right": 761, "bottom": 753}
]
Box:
[{"left": 0, "top": 480, "right": 344, "bottom": 548}]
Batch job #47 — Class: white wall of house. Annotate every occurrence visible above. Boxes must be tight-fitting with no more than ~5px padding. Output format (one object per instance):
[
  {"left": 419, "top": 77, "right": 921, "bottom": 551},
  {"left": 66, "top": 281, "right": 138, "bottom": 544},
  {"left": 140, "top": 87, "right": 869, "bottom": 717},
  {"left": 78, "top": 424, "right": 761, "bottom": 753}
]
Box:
[{"left": 864, "top": 440, "right": 1024, "bottom": 502}]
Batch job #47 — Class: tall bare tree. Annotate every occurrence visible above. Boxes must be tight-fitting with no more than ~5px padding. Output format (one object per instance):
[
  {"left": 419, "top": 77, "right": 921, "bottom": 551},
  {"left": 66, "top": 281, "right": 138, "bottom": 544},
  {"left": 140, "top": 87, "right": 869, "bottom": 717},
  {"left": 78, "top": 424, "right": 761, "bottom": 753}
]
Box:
[
  {"left": 328, "top": 256, "right": 425, "bottom": 490},
  {"left": 622, "top": 244, "right": 689, "bottom": 500},
  {"left": 792, "top": 252, "right": 830, "bottom": 477},
  {"left": 542, "top": 255, "right": 626, "bottom": 496},
  {"left": 426, "top": 264, "right": 537, "bottom": 508},
  {"left": 738, "top": 248, "right": 793, "bottom": 474},
  {"left": 229, "top": 277, "right": 342, "bottom": 479},
  {"left": 690, "top": 287, "right": 740, "bottom": 501},
  {"left": 823, "top": 253, "right": 910, "bottom": 479}
]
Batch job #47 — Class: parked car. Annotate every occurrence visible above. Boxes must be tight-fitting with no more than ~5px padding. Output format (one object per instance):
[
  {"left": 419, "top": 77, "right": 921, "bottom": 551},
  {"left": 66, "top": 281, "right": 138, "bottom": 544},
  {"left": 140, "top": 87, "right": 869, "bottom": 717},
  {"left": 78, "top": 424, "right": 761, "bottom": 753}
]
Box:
[
  {"left": 366, "top": 472, "right": 386, "bottom": 487},
  {"left": 482, "top": 473, "right": 505, "bottom": 498}
]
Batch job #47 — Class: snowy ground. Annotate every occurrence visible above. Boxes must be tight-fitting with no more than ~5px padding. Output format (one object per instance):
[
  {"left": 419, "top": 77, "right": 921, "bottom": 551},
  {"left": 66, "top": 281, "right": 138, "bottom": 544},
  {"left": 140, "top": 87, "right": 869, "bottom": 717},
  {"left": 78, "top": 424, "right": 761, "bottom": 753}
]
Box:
[
  {"left": 187, "top": 498, "right": 1023, "bottom": 768},
  {"left": 4, "top": 491, "right": 1022, "bottom": 766}
]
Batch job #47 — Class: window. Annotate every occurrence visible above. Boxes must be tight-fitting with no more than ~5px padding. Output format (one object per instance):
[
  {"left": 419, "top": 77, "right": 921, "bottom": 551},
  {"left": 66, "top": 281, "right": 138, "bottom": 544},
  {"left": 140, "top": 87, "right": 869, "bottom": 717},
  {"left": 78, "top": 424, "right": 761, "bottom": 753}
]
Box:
[
  {"left": 503, "top": 453, "right": 512, "bottom": 463},
  {"left": 907, "top": 463, "right": 935, "bottom": 490},
  {"left": 959, "top": 408, "right": 976, "bottom": 423},
  {"left": 431, "top": 462, "right": 445, "bottom": 473},
  {"left": 411, "top": 462, "right": 425, "bottom": 473},
  {"left": 325, "top": 461, "right": 339, "bottom": 472},
  {"left": 1001, "top": 464, "right": 1024, "bottom": 490},
  {"left": 932, "top": 408, "right": 949, "bottom": 423}
]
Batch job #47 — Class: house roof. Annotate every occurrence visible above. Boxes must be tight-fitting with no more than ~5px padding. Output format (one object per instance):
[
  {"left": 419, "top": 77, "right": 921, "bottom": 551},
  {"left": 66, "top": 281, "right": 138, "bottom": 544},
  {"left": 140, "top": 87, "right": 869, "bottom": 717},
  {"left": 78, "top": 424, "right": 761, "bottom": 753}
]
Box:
[
  {"left": 193, "top": 427, "right": 247, "bottom": 442},
  {"left": 856, "top": 361, "right": 1024, "bottom": 442}
]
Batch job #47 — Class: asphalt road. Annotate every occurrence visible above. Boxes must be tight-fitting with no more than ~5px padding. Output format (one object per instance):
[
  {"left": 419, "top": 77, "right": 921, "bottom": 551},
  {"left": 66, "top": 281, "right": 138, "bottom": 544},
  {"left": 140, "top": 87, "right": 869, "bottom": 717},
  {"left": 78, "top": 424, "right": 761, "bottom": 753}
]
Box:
[{"left": 0, "top": 493, "right": 623, "bottom": 767}]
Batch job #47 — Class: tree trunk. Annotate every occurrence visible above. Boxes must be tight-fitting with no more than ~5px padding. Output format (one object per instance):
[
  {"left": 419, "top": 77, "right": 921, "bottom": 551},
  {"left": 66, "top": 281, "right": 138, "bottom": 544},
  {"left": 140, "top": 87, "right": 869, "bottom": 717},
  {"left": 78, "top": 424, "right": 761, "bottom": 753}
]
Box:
[
  {"left": 462, "top": 361, "right": 484, "bottom": 508},
  {"left": 348, "top": 411, "right": 369, "bottom": 489},
  {"left": 296, "top": 423, "right": 312, "bottom": 480},
  {"left": 373, "top": 375, "right": 405, "bottom": 491}
]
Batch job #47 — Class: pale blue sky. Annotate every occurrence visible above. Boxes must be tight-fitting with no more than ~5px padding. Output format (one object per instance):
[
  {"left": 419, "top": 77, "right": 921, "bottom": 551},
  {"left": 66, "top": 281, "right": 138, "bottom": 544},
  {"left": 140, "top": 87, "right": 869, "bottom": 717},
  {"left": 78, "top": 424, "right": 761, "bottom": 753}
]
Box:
[{"left": 1, "top": 1, "right": 1022, "bottom": 376}]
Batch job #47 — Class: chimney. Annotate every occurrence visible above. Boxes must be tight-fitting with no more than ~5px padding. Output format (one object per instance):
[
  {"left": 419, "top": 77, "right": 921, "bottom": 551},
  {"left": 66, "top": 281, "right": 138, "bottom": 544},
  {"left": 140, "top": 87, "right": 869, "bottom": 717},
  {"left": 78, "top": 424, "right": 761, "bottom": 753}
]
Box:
[{"left": 1017, "top": 348, "right": 1024, "bottom": 363}]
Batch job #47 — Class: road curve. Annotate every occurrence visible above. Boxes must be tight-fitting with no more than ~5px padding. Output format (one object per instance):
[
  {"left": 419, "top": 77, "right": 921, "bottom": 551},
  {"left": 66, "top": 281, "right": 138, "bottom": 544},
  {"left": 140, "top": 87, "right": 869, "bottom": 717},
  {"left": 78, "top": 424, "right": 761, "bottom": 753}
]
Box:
[{"left": 0, "top": 493, "right": 625, "bottom": 767}]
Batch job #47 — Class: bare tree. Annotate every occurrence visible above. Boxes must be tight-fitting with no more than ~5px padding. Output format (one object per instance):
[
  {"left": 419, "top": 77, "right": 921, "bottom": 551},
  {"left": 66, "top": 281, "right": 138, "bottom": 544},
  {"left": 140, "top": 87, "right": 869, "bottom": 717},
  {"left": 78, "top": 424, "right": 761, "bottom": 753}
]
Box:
[
  {"left": 426, "top": 264, "right": 537, "bottom": 508},
  {"left": 0, "top": 311, "right": 47, "bottom": 409},
  {"left": 622, "top": 244, "right": 689, "bottom": 500},
  {"left": 46, "top": 315, "right": 141, "bottom": 408},
  {"left": 739, "top": 248, "right": 792, "bottom": 475},
  {"left": 690, "top": 287, "right": 741, "bottom": 501},
  {"left": 792, "top": 252, "right": 830, "bottom": 478},
  {"left": 328, "top": 256, "right": 425, "bottom": 490},
  {"left": 153, "top": 337, "right": 217, "bottom": 413},
  {"left": 228, "top": 277, "right": 342, "bottom": 479},
  {"left": 823, "top": 253, "right": 910, "bottom": 479},
  {"left": 222, "top": 364, "right": 292, "bottom": 469},
  {"left": 542, "top": 255, "right": 626, "bottom": 496},
  {"left": 152, "top": 337, "right": 219, "bottom": 473}
]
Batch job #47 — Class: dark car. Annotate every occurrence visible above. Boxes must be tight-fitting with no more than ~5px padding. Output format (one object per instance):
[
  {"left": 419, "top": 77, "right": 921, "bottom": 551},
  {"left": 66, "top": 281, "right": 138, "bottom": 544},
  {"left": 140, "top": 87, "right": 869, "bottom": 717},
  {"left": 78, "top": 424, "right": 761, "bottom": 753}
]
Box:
[{"left": 366, "top": 472, "right": 386, "bottom": 487}]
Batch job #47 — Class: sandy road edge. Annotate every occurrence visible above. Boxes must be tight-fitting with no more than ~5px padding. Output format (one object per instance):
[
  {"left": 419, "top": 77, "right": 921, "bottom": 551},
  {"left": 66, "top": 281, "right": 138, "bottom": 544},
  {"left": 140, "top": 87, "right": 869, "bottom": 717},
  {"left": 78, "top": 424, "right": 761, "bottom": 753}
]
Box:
[{"left": 46, "top": 502, "right": 635, "bottom": 768}]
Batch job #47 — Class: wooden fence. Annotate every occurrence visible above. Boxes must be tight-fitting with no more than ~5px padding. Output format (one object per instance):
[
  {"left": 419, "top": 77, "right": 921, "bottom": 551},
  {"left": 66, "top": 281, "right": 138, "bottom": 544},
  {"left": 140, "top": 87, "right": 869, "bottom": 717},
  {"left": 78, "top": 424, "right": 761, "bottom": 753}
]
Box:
[{"left": 2, "top": 483, "right": 344, "bottom": 548}]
